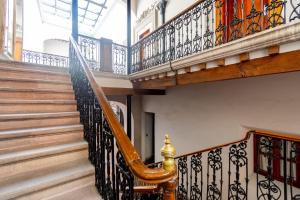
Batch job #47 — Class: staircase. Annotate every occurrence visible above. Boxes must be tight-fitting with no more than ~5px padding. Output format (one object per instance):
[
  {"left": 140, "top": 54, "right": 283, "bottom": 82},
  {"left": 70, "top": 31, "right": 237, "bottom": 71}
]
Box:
[{"left": 0, "top": 61, "right": 100, "bottom": 200}]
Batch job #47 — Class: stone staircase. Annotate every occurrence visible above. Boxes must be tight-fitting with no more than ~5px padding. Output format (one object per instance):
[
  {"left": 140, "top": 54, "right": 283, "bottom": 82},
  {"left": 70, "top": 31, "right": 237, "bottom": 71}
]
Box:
[{"left": 0, "top": 61, "right": 100, "bottom": 200}]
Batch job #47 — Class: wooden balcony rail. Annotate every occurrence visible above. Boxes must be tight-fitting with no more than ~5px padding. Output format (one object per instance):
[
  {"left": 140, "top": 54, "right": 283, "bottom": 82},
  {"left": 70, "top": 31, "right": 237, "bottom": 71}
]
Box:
[
  {"left": 69, "top": 36, "right": 177, "bottom": 199},
  {"left": 141, "top": 130, "right": 300, "bottom": 200}
]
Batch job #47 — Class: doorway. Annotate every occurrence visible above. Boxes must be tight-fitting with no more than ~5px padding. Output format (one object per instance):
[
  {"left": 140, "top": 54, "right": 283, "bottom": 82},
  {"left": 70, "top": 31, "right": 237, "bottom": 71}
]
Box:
[{"left": 144, "top": 112, "right": 155, "bottom": 164}]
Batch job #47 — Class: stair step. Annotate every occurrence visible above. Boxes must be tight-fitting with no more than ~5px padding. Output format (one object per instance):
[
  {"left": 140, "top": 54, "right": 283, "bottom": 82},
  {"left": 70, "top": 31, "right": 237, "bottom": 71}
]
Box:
[
  {"left": 0, "top": 129, "right": 83, "bottom": 154},
  {"left": 0, "top": 112, "right": 80, "bottom": 131},
  {"left": 0, "top": 141, "right": 88, "bottom": 165},
  {"left": 0, "top": 124, "right": 83, "bottom": 139},
  {"left": 48, "top": 184, "right": 100, "bottom": 200},
  {"left": 0, "top": 60, "right": 69, "bottom": 73},
  {"left": 0, "top": 65, "right": 70, "bottom": 81},
  {"left": 0, "top": 77, "right": 72, "bottom": 90},
  {"left": 0, "top": 99, "right": 77, "bottom": 114},
  {"left": 0, "top": 159, "right": 94, "bottom": 199},
  {"left": 0, "top": 142, "right": 88, "bottom": 179},
  {"left": 0, "top": 87, "right": 75, "bottom": 100}
]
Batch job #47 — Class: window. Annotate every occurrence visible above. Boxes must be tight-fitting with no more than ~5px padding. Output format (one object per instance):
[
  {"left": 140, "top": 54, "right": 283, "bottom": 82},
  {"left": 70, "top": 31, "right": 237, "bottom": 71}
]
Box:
[{"left": 254, "top": 135, "right": 300, "bottom": 188}]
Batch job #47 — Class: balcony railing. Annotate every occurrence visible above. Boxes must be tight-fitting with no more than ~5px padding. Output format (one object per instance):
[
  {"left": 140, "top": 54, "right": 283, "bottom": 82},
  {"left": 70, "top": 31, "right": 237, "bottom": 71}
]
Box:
[
  {"left": 22, "top": 49, "right": 69, "bottom": 68},
  {"left": 78, "top": 35, "right": 128, "bottom": 75},
  {"left": 130, "top": 0, "right": 300, "bottom": 73},
  {"left": 140, "top": 130, "right": 300, "bottom": 200},
  {"left": 22, "top": 36, "right": 127, "bottom": 75}
]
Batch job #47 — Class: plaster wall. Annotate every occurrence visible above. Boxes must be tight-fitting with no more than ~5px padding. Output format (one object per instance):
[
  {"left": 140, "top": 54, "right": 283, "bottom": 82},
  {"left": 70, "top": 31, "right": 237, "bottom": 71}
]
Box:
[{"left": 142, "top": 71, "right": 300, "bottom": 161}]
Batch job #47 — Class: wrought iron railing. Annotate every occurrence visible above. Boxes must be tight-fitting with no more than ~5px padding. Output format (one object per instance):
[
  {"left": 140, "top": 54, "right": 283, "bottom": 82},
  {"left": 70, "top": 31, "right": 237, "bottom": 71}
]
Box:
[
  {"left": 78, "top": 35, "right": 101, "bottom": 70},
  {"left": 112, "top": 43, "right": 127, "bottom": 75},
  {"left": 144, "top": 130, "right": 300, "bottom": 200},
  {"left": 131, "top": 0, "right": 300, "bottom": 73},
  {"left": 78, "top": 35, "right": 128, "bottom": 75},
  {"left": 22, "top": 49, "right": 69, "bottom": 68},
  {"left": 69, "top": 36, "right": 177, "bottom": 200}
]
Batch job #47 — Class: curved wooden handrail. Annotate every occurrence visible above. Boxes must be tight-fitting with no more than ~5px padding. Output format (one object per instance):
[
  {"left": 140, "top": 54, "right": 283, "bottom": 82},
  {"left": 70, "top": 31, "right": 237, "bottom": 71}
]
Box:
[
  {"left": 70, "top": 36, "right": 176, "bottom": 184},
  {"left": 149, "top": 129, "right": 300, "bottom": 166}
]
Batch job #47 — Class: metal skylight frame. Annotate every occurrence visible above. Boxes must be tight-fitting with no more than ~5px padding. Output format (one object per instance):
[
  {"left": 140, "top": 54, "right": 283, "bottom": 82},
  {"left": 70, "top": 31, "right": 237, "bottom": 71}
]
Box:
[{"left": 38, "top": 0, "right": 107, "bottom": 28}]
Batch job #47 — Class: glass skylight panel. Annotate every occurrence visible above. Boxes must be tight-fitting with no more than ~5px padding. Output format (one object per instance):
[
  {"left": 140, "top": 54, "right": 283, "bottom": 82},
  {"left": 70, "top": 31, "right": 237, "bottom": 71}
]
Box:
[
  {"left": 38, "top": 0, "right": 107, "bottom": 30},
  {"left": 56, "top": 1, "right": 70, "bottom": 11},
  {"left": 41, "top": 0, "right": 55, "bottom": 6},
  {"left": 78, "top": 0, "right": 88, "bottom": 9},
  {"left": 85, "top": 11, "right": 98, "bottom": 21},
  {"left": 87, "top": 3, "right": 102, "bottom": 13},
  {"left": 41, "top": 5, "right": 56, "bottom": 14},
  {"left": 83, "top": 18, "right": 95, "bottom": 26},
  {"left": 78, "top": 8, "right": 85, "bottom": 16},
  {"left": 56, "top": 9, "right": 70, "bottom": 18}
]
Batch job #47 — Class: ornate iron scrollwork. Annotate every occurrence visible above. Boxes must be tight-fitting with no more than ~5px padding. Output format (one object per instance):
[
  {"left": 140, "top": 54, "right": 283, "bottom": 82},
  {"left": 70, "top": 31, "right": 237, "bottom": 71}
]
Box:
[
  {"left": 177, "top": 156, "right": 188, "bottom": 200},
  {"left": 207, "top": 148, "right": 222, "bottom": 200},
  {"left": 228, "top": 142, "right": 248, "bottom": 200},
  {"left": 265, "top": 0, "right": 286, "bottom": 29},
  {"left": 190, "top": 153, "right": 203, "bottom": 200},
  {"left": 22, "top": 50, "right": 69, "bottom": 68},
  {"left": 289, "top": 0, "right": 300, "bottom": 21},
  {"left": 256, "top": 137, "right": 281, "bottom": 200}
]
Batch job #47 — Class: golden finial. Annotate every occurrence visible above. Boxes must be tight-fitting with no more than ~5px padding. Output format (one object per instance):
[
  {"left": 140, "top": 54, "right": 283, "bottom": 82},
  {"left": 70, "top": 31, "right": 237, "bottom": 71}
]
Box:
[{"left": 160, "top": 134, "right": 176, "bottom": 172}]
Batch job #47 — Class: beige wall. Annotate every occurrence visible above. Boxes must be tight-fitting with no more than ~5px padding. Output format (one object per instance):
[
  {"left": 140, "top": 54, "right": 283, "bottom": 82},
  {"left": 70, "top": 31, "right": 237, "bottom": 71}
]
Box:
[{"left": 142, "top": 71, "right": 300, "bottom": 161}]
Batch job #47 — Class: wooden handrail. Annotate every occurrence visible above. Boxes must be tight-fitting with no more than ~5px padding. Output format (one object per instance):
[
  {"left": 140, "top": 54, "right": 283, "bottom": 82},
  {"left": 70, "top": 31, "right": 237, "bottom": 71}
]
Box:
[
  {"left": 69, "top": 36, "right": 176, "bottom": 184},
  {"left": 149, "top": 129, "right": 300, "bottom": 166}
]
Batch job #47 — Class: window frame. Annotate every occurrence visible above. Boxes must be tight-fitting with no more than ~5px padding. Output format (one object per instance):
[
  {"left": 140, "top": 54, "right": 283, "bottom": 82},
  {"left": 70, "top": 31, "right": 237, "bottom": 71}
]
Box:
[{"left": 253, "top": 135, "right": 300, "bottom": 188}]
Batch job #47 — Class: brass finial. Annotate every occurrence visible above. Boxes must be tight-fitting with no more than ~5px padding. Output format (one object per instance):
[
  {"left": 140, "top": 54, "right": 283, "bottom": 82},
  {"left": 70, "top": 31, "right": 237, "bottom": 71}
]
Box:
[{"left": 160, "top": 134, "right": 176, "bottom": 172}]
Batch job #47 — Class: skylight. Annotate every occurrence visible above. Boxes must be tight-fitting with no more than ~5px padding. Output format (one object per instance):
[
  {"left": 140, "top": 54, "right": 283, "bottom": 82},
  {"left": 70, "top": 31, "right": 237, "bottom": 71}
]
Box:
[{"left": 38, "top": 0, "right": 107, "bottom": 29}]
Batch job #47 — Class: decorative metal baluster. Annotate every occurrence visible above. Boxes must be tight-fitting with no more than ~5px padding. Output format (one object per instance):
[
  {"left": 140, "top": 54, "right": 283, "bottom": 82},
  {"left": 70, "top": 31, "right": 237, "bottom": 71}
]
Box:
[
  {"left": 166, "top": 22, "right": 175, "bottom": 62},
  {"left": 207, "top": 148, "right": 222, "bottom": 200},
  {"left": 103, "top": 119, "right": 116, "bottom": 200},
  {"left": 256, "top": 137, "right": 281, "bottom": 200},
  {"left": 265, "top": 0, "right": 286, "bottom": 29},
  {"left": 175, "top": 17, "right": 183, "bottom": 59},
  {"left": 116, "top": 151, "right": 134, "bottom": 200},
  {"left": 246, "top": 0, "right": 262, "bottom": 35},
  {"left": 289, "top": 0, "right": 300, "bottom": 21},
  {"left": 177, "top": 156, "right": 188, "bottom": 200},
  {"left": 192, "top": 4, "right": 203, "bottom": 53},
  {"left": 203, "top": 0, "right": 214, "bottom": 50},
  {"left": 228, "top": 142, "right": 248, "bottom": 200},
  {"left": 183, "top": 12, "right": 192, "bottom": 56},
  {"left": 289, "top": 142, "right": 300, "bottom": 199},
  {"left": 230, "top": 0, "right": 244, "bottom": 41},
  {"left": 215, "top": 0, "right": 227, "bottom": 46},
  {"left": 190, "top": 153, "right": 203, "bottom": 200}
]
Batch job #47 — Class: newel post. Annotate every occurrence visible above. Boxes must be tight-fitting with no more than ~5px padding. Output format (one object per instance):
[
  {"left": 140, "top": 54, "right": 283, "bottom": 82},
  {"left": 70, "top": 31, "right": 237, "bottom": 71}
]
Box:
[
  {"left": 99, "top": 37, "right": 113, "bottom": 73},
  {"left": 160, "top": 135, "right": 177, "bottom": 200}
]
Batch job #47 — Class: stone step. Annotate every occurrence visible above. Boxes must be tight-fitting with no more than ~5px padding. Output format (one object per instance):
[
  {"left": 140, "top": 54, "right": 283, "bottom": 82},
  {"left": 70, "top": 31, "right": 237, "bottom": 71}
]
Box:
[
  {"left": 0, "top": 60, "right": 69, "bottom": 73},
  {"left": 0, "top": 65, "right": 70, "bottom": 82},
  {"left": 0, "top": 77, "right": 72, "bottom": 90},
  {"left": 0, "top": 124, "right": 83, "bottom": 140},
  {"left": 0, "top": 129, "right": 83, "bottom": 154},
  {"left": 48, "top": 184, "right": 100, "bottom": 200},
  {"left": 0, "top": 112, "right": 80, "bottom": 131},
  {"left": 0, "top": 99, "right": 77, "bottom": 114},
  {"left": 0, "top": 141, "right": 88, "bottom": 179},
  {"left": 0, "top": 159, "right": 94, "bottom": 200},
  {"left": 0, "top": 88, "right": 75, "bottom": 100}
]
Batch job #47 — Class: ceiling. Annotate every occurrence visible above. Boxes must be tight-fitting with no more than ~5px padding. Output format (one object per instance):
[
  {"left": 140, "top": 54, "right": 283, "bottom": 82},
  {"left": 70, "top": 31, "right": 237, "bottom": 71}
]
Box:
[{"left": 38, "top": 0, "right": 108, "bottom": 30}]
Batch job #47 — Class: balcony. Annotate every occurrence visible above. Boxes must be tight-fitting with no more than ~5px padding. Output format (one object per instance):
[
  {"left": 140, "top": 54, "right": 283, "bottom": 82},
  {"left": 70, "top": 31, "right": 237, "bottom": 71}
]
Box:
[{"left": 129, "top": 0, "right": 300, "bottom": 87}]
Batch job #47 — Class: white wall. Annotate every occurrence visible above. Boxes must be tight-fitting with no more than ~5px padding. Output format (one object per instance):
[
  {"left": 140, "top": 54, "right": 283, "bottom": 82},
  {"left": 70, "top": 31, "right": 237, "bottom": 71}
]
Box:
[
  {"left": 43, "top": 39, "right": 69, "bottom": 57},
  {"left": 136, "top": 0, "right": 195, "bottom": 26},
  {"left": 142, "top": 71, "right": 300, "bottom": 161}
]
